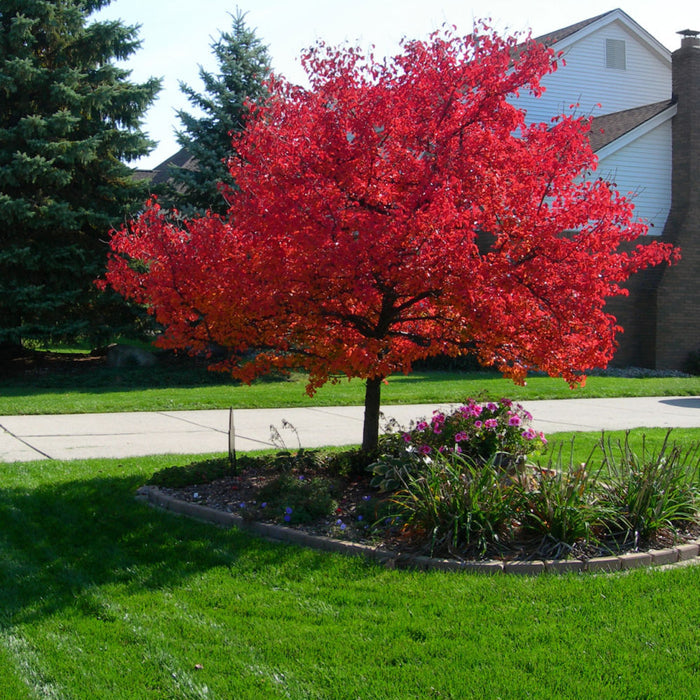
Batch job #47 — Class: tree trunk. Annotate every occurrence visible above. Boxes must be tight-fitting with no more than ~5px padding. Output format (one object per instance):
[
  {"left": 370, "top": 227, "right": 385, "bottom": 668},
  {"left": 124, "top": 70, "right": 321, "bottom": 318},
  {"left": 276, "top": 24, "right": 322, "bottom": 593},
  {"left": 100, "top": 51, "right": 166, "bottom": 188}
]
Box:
[{"left": 362, "top": 376, "right": 383, "bottom": 452}]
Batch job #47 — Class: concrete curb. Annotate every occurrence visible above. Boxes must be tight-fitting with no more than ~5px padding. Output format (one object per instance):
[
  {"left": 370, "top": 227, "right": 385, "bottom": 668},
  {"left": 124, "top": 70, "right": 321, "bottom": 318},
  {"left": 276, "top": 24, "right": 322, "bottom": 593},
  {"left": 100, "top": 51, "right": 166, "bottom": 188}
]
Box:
[{"left": 136, "top": 486, "right": 700, "bottom": 576}]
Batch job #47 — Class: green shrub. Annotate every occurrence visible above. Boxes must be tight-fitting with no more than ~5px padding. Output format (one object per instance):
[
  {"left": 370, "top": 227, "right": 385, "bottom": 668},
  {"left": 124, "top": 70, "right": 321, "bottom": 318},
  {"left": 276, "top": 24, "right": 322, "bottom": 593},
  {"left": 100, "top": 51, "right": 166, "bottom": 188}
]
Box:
[
  {"left": 148, "top": 457, "right": 239, "bottom": 487},
  {"left": 256, "top": 473, "right": 339, "bottom": 525}
]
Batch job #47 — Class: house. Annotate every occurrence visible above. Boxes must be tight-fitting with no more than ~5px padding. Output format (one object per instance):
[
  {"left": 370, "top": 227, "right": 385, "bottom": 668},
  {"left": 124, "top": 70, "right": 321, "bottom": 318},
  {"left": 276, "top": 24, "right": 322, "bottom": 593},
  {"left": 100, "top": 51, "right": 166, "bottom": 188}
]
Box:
[
  {"left": 139, "top": 8, "right": 699, "bottom": 371},
  {"left": 518, "top": 8, "right": 699, "bottom": 371}
]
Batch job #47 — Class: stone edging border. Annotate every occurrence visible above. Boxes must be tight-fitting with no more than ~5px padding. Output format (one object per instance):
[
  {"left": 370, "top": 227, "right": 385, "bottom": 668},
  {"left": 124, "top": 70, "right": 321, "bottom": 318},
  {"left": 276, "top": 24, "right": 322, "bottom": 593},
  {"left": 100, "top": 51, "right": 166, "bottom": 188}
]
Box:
[{"left": 136, "top": 486, "right": 700, "bottom": 575}]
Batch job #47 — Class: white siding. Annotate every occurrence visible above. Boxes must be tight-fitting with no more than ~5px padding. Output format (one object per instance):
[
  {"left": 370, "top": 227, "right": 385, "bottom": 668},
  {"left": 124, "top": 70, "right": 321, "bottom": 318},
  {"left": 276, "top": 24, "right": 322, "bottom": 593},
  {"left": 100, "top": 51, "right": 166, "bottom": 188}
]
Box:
[
  {"left": 516, "top": 19, "right": 671, "bottom": 124},
  {"left": 593, "top": 119, "right": 672, "bottom": 233}
]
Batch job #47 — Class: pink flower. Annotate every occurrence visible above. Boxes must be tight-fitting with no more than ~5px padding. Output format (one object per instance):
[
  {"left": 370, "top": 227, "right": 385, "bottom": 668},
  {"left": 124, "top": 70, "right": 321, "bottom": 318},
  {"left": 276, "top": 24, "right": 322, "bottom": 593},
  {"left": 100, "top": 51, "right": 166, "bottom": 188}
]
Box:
[
  {"left": 418, "top": 444, "right": 432, "bottom": 455},
  {"left": 474, "top": 420, "right": 483, "bottom": 429},
  {"left": 416, "top": 421, "right": 428, "bottom": 431},
  {"left": 455, "top": 431, "right": 468, "bottom": 442},
  {"left": 487, "top": 402, "right": 498, "bottom": 411},
  {"left": 484, "top": 418, "right": 498, "bottom": 429},
  {"left": 508, "top": 415, "right": 522, "bottom": 427},
  {"left": 522, "top": 428, "right": 536, "bottom": 440},
  {"left": 402, "top": 432, "right": 412, "bottom": 443}
]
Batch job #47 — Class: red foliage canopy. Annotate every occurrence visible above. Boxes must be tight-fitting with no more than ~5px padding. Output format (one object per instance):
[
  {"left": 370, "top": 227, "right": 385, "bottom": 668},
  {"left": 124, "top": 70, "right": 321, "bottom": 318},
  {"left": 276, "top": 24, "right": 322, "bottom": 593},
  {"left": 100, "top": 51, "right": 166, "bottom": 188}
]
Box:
[{"left": 101, "top": 25, "right": 679, "bottom": 449}]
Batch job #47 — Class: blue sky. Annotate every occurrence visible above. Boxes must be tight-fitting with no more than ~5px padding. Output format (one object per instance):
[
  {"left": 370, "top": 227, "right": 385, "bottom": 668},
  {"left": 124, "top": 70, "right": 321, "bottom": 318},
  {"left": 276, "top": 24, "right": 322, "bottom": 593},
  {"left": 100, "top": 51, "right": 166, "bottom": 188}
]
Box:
[{"left": 94, "top": 0, "right": 697, "bottom": 169}]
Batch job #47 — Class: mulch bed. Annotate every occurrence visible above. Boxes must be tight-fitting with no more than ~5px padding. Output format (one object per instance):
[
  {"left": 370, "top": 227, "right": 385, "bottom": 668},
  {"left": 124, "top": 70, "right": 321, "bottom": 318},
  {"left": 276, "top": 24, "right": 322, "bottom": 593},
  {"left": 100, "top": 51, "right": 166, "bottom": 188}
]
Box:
[{"left": 154, "top": 464, "right": 700, "bottom": 563}]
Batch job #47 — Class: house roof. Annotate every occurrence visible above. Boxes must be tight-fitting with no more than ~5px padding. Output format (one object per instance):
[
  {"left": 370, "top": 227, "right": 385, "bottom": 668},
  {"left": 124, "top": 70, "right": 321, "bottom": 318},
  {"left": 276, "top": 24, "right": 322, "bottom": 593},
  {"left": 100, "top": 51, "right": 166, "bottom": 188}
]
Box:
[
  {"left": 531, "top": 8, "right": 669, "bottom": 64},
  {"left": 533, "top": 9, "right": 617, "bottom": 47},
  {"left": 133, "top": 147, "right": 196, "bottom": 184},
  {"left": 588, "top": 100, "right": 674, "bottom": 151}
]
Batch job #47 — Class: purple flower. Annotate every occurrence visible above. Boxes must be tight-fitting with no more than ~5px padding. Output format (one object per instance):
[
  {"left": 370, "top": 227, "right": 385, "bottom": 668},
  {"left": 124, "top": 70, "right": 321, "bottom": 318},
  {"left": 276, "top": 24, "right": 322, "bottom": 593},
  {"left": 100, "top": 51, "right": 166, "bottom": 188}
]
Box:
[
  {"left": 357, "top": 515, "right": 364, "bottom": 521},
  {"left": 522, "top": 428, "right": 537, "bottom": 440},
  {"left": 431, "top": 412, "right": 445, "bottom": 425},
  {"left": 416, "top": 420, "right": 428, "bottom": 431},
  {"left": 455, "top": 431, "right": 468, "bottom": 442},
  {"left": 508, "top": 415, "right": 522, "bottom": 427},
  {"left": 285, "top": 506, "right": 293, "bottom": 514},
  {"left": 362, "top": 495, "right": 371, "bottom": 502},
  {"left": 484, "top": 418, "right": 498, "bottom": 429},
  {"left": 261, "top": 502, "right": 267, "bottom": 508},
  {"left": 402, "top": 432, "right": 412, "bottom": 443},
  {"left": 418, "top": 444, "right": 432, "bottom": 455},
  {"left": 283, "top": 514, "right": 291, "bottom": 522},
  {"left": 487, "top": 402, "right": 498, "bottom": 411}
]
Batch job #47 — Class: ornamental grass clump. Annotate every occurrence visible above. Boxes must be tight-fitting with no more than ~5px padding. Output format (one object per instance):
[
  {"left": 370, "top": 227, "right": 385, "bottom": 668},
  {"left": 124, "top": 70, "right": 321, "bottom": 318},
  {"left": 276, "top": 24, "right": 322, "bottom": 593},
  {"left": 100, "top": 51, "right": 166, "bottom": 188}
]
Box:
[
  {"left": 599, "top": 431, "right": 700, "bottom": 547},
  {"left": 386, "top": 451, "right": 524, "bottom": 557},
  {"left": 520, "top": 441, "right": 614, "bottom": 558}
]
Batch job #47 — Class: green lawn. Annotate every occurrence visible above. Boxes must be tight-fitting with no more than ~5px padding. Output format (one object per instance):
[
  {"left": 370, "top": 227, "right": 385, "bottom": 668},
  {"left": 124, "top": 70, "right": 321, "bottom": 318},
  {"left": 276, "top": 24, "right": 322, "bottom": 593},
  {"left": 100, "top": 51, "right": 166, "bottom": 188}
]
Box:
[
  {"left": 1, "top": 449, "right": 700, "bottom": 699},
  {"left": 2, "top": 367, "right": 699, "bottom": 415}
]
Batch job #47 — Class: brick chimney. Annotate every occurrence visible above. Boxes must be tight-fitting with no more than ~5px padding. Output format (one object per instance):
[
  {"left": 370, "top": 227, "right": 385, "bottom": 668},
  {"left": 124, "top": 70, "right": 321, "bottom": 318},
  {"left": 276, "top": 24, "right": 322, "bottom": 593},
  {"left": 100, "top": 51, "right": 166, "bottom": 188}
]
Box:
[{"left": 655, "top": 29, "right": 700, "bottom": 370}]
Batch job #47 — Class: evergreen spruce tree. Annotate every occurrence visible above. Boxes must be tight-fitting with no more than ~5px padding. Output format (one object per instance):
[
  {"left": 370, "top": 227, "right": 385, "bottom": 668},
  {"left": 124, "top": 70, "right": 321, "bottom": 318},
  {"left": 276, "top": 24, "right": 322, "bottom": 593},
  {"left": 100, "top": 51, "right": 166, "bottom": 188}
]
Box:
[
  {"left": 0, "top": 0, "right": 160, "bottom": 351},
  {"left": 164, "top": 10, "right": 271, "bottom": 216}
]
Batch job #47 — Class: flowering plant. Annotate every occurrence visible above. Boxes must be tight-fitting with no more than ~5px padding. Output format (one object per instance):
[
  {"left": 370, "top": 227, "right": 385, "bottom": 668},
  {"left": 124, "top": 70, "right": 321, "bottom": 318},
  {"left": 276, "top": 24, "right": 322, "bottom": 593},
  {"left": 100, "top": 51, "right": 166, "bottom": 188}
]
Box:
[{"left": 390, "top": 399, "right": 546, "bottom": 466}]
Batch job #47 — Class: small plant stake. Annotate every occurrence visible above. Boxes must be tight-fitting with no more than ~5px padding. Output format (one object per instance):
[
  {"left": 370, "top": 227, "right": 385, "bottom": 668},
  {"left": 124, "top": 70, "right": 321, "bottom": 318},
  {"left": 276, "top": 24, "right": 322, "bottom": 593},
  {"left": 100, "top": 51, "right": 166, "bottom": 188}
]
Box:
[{"left": 228, "top": 407, "right": 237, "bottom": 470}]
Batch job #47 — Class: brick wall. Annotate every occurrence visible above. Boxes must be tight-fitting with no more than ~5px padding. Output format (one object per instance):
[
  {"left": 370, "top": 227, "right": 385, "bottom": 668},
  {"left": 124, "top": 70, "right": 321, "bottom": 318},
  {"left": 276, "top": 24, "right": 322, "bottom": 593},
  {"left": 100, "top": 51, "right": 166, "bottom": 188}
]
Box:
[{"left": 655, "top": 34, "right": 700, "bottom": 370}]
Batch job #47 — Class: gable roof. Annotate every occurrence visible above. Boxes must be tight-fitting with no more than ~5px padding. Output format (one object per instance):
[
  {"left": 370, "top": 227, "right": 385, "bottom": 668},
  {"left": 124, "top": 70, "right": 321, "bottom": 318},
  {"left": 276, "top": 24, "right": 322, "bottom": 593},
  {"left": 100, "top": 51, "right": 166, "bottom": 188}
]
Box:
[
  {"left": 533, "top": 8, "right": 670, "bottom": 64},
  {"left": 533, "top": 10, "right": 616, "bottom": 47}
]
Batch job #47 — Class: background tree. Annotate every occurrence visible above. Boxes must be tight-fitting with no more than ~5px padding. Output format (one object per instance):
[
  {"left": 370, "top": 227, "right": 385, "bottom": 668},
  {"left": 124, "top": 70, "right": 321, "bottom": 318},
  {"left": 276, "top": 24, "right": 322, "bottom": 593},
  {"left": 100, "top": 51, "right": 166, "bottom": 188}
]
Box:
[
  {"left": 162, "top": 9, "right": 271, "bottom": 216},
  {"left": 0, "top": 0, "right": 160, "bottom": 352},
  {"left": 102, "top": 26, "right": 679, "bottom": 451}
]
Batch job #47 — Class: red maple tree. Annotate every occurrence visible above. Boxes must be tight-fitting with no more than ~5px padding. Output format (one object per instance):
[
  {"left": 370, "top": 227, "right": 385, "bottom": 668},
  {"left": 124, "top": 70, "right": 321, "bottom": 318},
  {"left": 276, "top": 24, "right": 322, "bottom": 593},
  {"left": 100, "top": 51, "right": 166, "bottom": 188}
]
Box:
[{"left": 102, "top": 25, "right": 679, "bottom": 451}]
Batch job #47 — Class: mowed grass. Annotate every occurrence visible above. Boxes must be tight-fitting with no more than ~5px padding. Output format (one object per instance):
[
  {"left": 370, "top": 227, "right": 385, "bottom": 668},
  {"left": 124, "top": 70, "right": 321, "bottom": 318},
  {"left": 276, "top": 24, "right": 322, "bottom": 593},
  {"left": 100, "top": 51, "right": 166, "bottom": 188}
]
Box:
[
  {"left": 2, "top": 440, "right": 700, "bottom": 699},
  {"left": 2, "top": 365, "right": 700, "bottom": 415}
]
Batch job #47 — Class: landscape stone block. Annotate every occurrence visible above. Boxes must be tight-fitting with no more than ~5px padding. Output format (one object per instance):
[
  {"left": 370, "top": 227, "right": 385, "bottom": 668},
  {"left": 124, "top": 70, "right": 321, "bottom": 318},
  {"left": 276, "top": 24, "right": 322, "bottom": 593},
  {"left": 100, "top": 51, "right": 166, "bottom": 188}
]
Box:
[
  {"left": 649, "top": 548, "right": 679, "bottom": 566},
  {"left": 585, "top": 556, "right": 621, "bottom": 573},
  {"left": 620, "top": 552, "right": 653, "bottom": 570},
  {"left": 675, "top": 543, "right": 700, "bottom": 561},
  {"left": 504, "top": 560, "right": 546, "bottom": 576},
  {"left": 545, "top": 559, "right": 585, "bottom": 574}
]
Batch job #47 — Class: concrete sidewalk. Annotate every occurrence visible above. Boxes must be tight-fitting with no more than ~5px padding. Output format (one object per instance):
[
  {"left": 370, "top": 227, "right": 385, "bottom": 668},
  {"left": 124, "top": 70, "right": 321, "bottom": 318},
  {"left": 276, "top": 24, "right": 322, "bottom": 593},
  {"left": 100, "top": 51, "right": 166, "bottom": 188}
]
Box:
[{"left": 1, "top": 396, "right": 699, "bottom": 463}]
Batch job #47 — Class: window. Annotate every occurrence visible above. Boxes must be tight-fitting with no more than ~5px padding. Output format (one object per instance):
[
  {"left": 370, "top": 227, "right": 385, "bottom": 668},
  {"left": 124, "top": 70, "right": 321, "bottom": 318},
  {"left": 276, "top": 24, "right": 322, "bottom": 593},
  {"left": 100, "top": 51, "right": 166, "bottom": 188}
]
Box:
[{"left": 606, "top": 39, "right": 626, "bottom": 70}]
